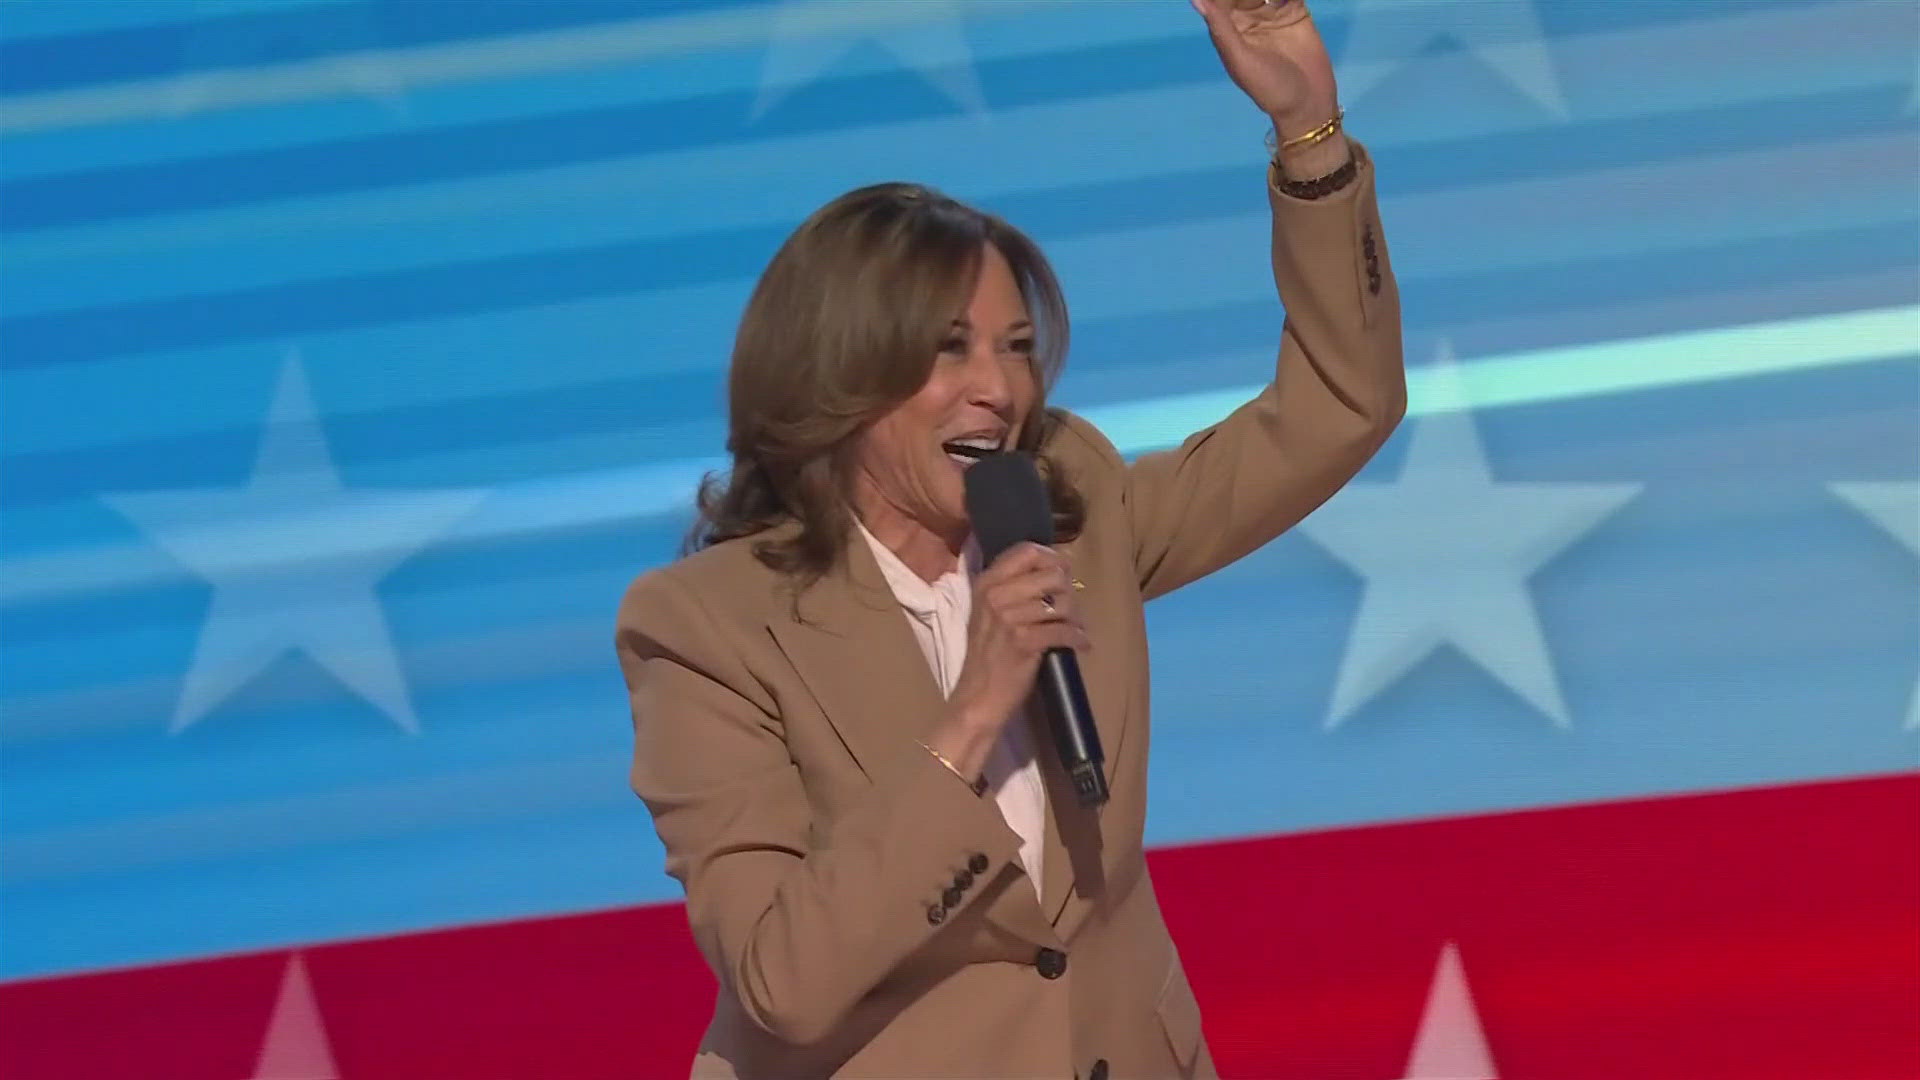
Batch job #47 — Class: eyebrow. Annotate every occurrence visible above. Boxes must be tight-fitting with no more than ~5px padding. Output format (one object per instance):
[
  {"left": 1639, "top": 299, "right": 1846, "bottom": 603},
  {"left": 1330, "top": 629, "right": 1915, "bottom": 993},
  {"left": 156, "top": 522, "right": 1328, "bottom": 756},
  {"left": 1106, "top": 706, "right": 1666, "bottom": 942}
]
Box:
[{"left": 949, "top": 318, "right": 1035, "bottom": 333}]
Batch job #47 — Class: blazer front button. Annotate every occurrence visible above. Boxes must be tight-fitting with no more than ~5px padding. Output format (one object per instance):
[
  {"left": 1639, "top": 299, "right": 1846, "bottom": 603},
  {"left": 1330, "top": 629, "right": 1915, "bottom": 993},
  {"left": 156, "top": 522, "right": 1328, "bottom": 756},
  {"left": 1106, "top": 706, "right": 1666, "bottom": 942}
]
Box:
[
  {"left": 942, "top": 885, "right": 964, "bottom": 908},
  {"left": 926, "top": 904, "right": 946, "bottom": 926},
  {"left": 953, "top": 869, "right": 974, "bottom": 890},
  {"left": 1034, "top": 947, "right": 1067, "bottom": 979},
  {"left": 1088, "top": 1060, "right": 1109, "bottom": 1080},
  {"left": 968, "top": 852, "right": 989, "bottom": 874}
]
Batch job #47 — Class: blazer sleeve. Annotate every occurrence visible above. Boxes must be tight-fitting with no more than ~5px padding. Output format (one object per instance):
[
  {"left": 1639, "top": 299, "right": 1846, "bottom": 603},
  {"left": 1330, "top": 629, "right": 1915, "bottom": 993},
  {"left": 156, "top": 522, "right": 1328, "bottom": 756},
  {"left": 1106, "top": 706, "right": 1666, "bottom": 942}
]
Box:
[
  {"left": 615, "top": 567, "right": 1026, "bottom": 1046},
  {"left": 1054, "top": 141, "right": 1406, "bottom": 602}
]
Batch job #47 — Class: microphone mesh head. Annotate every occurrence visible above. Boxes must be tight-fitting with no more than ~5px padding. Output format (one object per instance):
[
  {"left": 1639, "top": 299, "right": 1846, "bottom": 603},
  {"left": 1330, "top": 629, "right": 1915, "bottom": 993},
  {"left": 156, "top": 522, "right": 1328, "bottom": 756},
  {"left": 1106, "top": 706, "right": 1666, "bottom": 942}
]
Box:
[{"left": 963, "top": 452, "right": 1054, "bottom": 564}]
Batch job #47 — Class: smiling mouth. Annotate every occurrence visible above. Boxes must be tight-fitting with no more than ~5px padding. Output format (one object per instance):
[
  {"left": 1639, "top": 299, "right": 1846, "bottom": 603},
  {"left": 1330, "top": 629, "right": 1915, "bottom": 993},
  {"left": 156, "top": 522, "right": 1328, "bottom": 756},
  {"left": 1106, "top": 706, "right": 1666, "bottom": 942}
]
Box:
[{"left": 942, "top": 438, "right": 1002, "bottom": 466}]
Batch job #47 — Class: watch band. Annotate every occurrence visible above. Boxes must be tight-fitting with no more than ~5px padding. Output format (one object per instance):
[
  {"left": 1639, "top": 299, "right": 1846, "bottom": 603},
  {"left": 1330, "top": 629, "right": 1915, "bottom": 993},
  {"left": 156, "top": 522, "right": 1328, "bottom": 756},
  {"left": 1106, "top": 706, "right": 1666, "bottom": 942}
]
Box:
[{"left": 1274, "top": 154, "right": 1358, "bottom": 200}]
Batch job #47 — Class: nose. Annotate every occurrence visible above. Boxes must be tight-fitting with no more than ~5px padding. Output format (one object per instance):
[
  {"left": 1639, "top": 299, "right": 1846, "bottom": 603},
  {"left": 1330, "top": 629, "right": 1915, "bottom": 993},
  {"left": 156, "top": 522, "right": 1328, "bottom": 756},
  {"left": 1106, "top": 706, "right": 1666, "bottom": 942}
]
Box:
[{"left": 965, "top": 342, "right": 1013, "bottom": 412}]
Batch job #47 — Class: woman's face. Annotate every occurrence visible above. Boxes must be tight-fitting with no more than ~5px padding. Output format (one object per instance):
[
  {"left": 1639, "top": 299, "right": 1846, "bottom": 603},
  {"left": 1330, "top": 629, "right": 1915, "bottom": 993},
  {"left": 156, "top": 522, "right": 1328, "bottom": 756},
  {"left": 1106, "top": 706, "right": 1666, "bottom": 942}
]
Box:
[{"left": 854, "top": 242, "right": 1038, "bottom": 543}]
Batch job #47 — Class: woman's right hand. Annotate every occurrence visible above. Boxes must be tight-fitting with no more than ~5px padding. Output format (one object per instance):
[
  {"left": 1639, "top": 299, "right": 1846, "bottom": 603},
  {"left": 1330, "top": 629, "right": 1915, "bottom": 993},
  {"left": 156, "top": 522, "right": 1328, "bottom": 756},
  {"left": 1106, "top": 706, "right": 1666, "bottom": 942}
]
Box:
[{"left": 924, "top": 543, "right": 1088, "bottom": 781}]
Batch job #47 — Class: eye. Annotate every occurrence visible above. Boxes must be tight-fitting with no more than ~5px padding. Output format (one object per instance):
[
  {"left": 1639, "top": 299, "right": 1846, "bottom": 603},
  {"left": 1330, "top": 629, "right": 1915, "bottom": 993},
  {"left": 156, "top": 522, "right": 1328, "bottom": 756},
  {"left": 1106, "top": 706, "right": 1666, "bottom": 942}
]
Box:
[
  {"left": 939, "top": 336, "right": 967, "bottom": 355},
  {"left": 1006, "top": 337, "right": 1035, "bottom": 355}
]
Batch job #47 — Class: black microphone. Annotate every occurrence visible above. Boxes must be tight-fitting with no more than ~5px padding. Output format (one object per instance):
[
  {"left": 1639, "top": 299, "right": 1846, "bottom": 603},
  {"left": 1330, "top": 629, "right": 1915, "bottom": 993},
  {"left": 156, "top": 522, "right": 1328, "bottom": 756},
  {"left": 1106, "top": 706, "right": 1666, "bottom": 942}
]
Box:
[{"left": 963, "top": 451, "right": 1109, "bottom": 808}]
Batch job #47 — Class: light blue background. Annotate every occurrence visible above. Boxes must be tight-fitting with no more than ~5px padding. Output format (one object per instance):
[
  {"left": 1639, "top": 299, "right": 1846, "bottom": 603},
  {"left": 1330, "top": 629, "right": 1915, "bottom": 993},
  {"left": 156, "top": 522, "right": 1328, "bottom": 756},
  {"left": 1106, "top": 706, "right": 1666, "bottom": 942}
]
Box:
[{"left": 1, "top": 0, "right": 1914, "bottom": 980}]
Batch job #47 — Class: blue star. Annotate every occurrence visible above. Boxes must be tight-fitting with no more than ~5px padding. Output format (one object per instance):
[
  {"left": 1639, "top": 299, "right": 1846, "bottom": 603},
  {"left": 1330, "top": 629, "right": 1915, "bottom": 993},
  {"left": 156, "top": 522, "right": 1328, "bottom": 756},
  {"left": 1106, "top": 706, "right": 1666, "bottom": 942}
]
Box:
[
  {"left": 1297, "top": 343, "right": 1641, "bottom": 728},
  {"left": 754, "top": 0, "right": 986, "bottom": 122},
  {"left": 1830, "top": 480, "right": 1919, "bottom": 728},
  {"left": 103, "top": 354, "right": 486, "bottom": 734},
  {"left": 1338, "top": 0, "right": 1568, "bottom": 118}
]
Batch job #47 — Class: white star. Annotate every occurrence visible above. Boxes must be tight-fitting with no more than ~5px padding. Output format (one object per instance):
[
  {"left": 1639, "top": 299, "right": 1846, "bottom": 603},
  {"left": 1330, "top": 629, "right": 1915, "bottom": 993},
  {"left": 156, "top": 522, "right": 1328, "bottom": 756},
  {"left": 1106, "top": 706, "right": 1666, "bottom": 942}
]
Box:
[
  {"left": 1338, "top": 0, "right": 1568, "bottom": 118},
  {"left": 753, "top": 0, "right": 985, "bottom": 123},
  {"left": 1298, "top": 342, "right": 1641, "bottom": 728},
  {"left": 1829, "top": 480, "right": 1919, "bottom": 728},
  {"left": 1401, "top": 941, "right": 1499, "bottom": 1080},
  {"left": 251, "top": 953, "right": 339, "bottom": 1080},
  {"left": 103, "top": 354, "right": 485, "bottom": 734}
]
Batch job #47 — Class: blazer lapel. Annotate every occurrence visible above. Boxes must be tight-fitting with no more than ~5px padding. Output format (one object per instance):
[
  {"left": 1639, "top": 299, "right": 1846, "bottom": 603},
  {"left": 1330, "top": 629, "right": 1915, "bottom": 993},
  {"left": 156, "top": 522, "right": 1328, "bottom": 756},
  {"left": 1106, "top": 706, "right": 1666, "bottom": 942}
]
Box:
[
  {"left": 765, "top": 532, "right": 1060, "bottom": 948},
  {"left": 766, "top": 534, "right": 947, "bottom": 780}
]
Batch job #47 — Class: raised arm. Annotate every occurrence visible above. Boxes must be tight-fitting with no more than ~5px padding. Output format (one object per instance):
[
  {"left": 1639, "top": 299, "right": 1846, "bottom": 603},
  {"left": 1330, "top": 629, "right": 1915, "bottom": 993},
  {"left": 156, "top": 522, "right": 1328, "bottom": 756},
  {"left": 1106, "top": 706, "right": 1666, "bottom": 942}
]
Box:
[
  {"left": 1058, "top": 144, "right": 1404, "bottom": 601},
  {"left": 1077, "top": 0, "right": 1406, "bottom": 600}
]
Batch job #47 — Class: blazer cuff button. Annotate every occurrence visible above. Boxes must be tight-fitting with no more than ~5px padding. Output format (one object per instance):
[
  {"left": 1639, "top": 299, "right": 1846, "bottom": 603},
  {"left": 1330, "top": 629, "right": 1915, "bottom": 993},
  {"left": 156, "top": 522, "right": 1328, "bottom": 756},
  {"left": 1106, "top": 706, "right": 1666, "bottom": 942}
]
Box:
[{"left": 1034, "top": 947, "right": 1068, "bottom": 979}]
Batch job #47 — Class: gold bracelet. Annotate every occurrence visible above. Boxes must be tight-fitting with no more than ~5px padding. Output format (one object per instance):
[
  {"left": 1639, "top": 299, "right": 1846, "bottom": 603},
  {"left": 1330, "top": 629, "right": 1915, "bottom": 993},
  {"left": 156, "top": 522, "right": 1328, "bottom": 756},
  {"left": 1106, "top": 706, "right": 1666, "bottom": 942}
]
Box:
[
  {"left": 919, "top": 741, "right": 988, "bottom": 796},
  {"left": 1272, "top": 108, "right": 1344, "bottom": 155}
]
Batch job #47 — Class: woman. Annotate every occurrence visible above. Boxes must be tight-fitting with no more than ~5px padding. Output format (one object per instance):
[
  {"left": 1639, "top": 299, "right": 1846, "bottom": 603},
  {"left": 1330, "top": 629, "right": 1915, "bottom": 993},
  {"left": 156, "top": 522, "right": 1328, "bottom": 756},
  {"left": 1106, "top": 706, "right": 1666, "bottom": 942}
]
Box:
[{"left": 615, "top": 1, "right": 1404, "bottom": 1076}]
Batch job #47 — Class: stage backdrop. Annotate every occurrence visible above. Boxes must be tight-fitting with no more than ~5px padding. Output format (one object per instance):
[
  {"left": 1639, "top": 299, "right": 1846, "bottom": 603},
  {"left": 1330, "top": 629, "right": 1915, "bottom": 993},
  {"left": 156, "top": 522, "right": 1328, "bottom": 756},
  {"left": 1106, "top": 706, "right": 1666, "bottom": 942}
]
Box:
[{"left": 1, "top": 1, "right": 1915, "bottom": 1077}]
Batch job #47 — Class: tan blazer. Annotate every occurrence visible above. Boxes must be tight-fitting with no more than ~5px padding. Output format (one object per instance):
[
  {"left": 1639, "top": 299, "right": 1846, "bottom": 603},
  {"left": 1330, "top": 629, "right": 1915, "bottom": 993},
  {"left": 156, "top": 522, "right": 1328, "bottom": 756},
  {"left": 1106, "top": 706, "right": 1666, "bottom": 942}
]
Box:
[{"left": 616, "top": 145, "right": 1403, "bottom": 1080}]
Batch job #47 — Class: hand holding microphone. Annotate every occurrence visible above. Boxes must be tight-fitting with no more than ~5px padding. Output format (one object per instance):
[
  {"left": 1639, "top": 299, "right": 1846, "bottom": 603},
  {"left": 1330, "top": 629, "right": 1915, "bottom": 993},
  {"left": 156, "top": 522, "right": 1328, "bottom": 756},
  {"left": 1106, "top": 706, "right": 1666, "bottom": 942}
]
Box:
[
  {"left": 962, "top": 452, "right": 1110, "bottom": 808},
  {"left": 923, "top": 534, "right": 1087, "bottom": 789},
  {"left": 949, "top": 541, "right": 1088, "bottom": 728}
]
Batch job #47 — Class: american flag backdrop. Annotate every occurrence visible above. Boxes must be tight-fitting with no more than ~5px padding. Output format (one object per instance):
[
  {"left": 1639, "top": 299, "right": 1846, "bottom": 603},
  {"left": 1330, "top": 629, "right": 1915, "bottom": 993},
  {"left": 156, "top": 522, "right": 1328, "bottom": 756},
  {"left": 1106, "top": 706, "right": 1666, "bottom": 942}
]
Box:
[{"left": 0, "top": 1, "right": 1915, "bottom": 1077}]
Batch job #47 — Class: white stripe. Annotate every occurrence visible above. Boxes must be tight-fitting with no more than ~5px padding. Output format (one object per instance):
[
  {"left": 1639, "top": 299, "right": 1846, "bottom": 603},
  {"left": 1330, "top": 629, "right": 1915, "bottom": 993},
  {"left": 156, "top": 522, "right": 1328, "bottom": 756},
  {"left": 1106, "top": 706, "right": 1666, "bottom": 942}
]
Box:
[
  {"left": 4, "top": 0, "right": 1913, "bottom": 312},
  {"left": 1084, "top": 305, "right": 1920, "bottom": 453},
  {"left": 0, "top": 0, "right": 1061, "bottom": 135},
  {"left": 239, "top": 264, "right": 1918, "bottom": 500},
  {"left": 1, "top": 303, "right": 1910, "bottom": 608},
  {"left": 5, "top": 0, "right": 1910, "bottom": 144},
  {"left": 1, "top": 129, "right": 1911, "bottom": 460},
  {"left": 0, "top": 0, "right": 333, "bottom": 39},
  {"left": 7, "top": 125, "right": 1912, "bottom": 463}
]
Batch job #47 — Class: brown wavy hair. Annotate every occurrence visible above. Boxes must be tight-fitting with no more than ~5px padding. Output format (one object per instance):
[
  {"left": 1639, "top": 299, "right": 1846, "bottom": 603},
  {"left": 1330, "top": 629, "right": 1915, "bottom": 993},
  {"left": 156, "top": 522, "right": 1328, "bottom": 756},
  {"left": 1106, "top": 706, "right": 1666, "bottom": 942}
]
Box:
[{"left": 687, "top": 181, "right": 1085, "bottom": 588}]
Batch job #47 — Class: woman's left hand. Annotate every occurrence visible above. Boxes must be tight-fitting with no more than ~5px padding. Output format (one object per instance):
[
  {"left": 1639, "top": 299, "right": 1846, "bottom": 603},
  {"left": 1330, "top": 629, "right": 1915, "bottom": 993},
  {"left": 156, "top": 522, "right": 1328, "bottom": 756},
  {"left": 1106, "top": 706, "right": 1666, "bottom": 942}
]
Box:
[{"left": 1191, "top": 0, "right": 1339, "bottom": 139}]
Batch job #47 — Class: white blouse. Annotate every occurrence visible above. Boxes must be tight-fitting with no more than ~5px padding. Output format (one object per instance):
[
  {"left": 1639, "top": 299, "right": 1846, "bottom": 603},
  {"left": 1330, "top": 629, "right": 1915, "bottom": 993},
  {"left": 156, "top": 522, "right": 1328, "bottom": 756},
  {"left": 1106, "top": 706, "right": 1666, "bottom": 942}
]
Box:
[{"left": 855, "top": 521, "right": 1050, "bottom": 906}]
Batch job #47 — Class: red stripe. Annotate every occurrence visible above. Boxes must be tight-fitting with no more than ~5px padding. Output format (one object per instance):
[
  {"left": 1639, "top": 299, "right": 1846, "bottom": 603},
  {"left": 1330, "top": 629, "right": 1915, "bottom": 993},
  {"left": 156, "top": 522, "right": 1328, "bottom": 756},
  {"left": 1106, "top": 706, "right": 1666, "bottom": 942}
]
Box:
[
  {"left": 1153, "top": 773, "right": 1920, "bottom": 1078},
  {"left": 4, "top": 774, "right": 1914, "bottom": 1079}
]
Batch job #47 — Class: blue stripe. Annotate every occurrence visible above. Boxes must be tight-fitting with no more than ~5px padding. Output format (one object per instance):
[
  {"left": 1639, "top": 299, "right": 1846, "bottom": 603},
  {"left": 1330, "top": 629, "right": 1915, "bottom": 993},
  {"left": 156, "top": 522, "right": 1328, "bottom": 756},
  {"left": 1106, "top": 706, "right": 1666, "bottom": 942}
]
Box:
[
  {"left": 0, "top": 0, "right": 332, "bottom": 43},
  {"left": 0, "top": 221, "right": 788, "bottom": 369},
  {"left": 4, "top": 348, "right": 1913, "bottom": 682},
  {"left": 7, "top": 71, "right": 1912, "bottom": 317},
  {"left": 5, "top": 354, "right": 1912, "bottom": 735},
  {"left": 0, "top": 510, "right": 686, "bottom": 685},
  {"left": 1, "top": 0, "right": 1914, "bottom": 982},
  {"left": 0, "top": 34, "right": 1218, "bottom": 232},
  {"left": 8, "top": 4, "right": 1870, "bottom": 235},
  {"left": 0, "top": 800, "right": 653, "bottom": 978},
  {"left": 0, "top": 0, "right": 1795, "bottom": 96},
  {"left": 3, "top": 361, "right": 1914, "bottom": 975},
  {"left": 5, "top": 0, "right": 1889, "bottom": 193},
  {"left": 1, "top": 85, "right": 1909, "bottom": 371},
  {"left": 0, "top": 0, "right": 757, "bottom": 95},
  {"left": 1456, "top": 0, "right": 1813, "bottom": 37},
  {"left": 1, "top": 219, "right": 1911, "bottom": 511}
]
